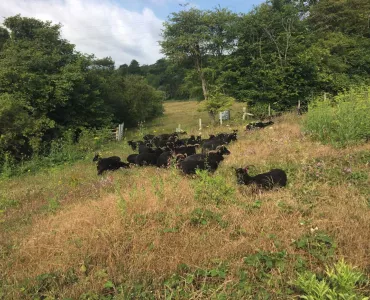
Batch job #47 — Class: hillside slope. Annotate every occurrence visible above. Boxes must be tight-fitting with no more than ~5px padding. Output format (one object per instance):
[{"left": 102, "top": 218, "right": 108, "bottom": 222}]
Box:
[{"left": 0, "top": 104, "right": 369, "bottom": 299}]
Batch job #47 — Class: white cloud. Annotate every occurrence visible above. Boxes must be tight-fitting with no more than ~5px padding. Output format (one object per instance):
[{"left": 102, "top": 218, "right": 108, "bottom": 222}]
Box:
[{"left": 0, "top": 0, "right": 164, "bottom": 66}]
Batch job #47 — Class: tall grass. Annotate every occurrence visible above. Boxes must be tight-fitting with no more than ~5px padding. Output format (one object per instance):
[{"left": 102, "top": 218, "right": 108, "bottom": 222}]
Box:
[{"left": 303, "top": 87, "right": 370, "bottom": 147}]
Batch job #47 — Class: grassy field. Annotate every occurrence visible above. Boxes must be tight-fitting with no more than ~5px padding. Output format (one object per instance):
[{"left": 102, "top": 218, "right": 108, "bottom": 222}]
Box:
[
  {"left": 144, "top": 100, "right": 247, "bottom": 133},
  {"left": 0, "top": 101, "right": 369, "bottom": 299}
]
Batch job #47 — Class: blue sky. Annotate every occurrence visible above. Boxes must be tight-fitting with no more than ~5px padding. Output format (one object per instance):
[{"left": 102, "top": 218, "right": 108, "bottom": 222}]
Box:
[
  {"left": 118, "top": 0, "right": 264, "bottom": 19},
  {"left": 1, "top": 0, "right": 265, "bottom": 65}
]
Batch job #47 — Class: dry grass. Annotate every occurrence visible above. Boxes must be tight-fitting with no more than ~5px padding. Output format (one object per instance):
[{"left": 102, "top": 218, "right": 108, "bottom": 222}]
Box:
[{"left": 0, "top": 106, "right": 369, "bottom": 299}]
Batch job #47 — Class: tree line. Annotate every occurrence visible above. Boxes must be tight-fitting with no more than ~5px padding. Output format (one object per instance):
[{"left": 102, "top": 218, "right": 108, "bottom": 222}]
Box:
[
  {"left": 134, "top": 0, "right": 370, "bottom": 110},
  {"left": 0, "top": 15, "right": 164, "bottom": 163},
  {"left": 1, "top": 0, "right": 370, "bottom": 166}
]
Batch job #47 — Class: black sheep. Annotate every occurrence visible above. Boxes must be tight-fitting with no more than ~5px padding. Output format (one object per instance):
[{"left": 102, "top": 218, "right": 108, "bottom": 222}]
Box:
[
  {"left": 186, "top": 146, "right": 230, "bottom": 164},
  {"left": 135, "top": 149, "right": 163, "bottom": 166},
  {"left": 201, "top": 139, "right": 225, "bottom": 152},
  {"left": 127, "top": 154, "right": 139, "bottom": 164},
  {"left": 235, "top": 167, "right": 287, "bottom": 189},
  {"left": 138, "top": 143, "right": 154, "bottom": 154},
  {"left": 156, "top": 151, "right": 173, "bottom": 167},
  {"left": 177, "top": 158, "right": 218, "bottom": 174},
  {"left": 127, "top": 140, "right": 137, "bottom": 151},
  {"left": 143, "top": 134, "right": 155, "bottom": 141},
  {"left": 94, "top": 155, "right": 129, "bottom": 175},
  {"left": 187, "top": 135, "right": 201, "bottom": 146},
  {"left": 246, "top": 121, "right": 274, "bottom": 130},
  {"left": 93, "top": 154, "right": 120, "bottom": 163},
  {"left": 174, "top": 145, "right": 197, "bottom": 156}
]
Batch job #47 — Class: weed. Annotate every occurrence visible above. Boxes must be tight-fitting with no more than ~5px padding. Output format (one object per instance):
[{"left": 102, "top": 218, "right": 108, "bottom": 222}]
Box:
[
  {"left": 295, "top": 260, "right": 369, "bottom": 299},
  {"left": 303, "top": 87, "right": 370, "bottom": 147},
  {"left": 294, "top": 231, "right": 336, "bottom": 262},
  {"left": 244, "top": 251, "right": 288, "bottom": 275},
  {"left": 190, "top": 208, "right": 228, "bottom": 228},
  {"left": 45, "top": 197, "right": 60, "bottom": 213},
  {"left": 193, "top": 170, "right": 235, "bottom": 205}
]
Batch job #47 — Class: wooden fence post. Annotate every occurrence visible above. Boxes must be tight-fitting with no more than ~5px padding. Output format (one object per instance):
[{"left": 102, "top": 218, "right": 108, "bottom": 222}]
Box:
[
  {"left": 199, "top": 118, "right": 202, "bottom": 131},
  {"left": 268, "top": 104, "right": 271, "bottom": 118},
  {"left": 219, "top": 112, "right": 223, "bottom": 125},
  {"left": 116, "top": 123, "right": 124, "bottom": 141},
  {"left": 297, "top": 100, "right": 302, "bottom": 115},
  {"left": 324, "top": 92, "right": 327, "bottom": 101},
  {"left": 242, "top": 107, "right": 247, "bottom": 121}
]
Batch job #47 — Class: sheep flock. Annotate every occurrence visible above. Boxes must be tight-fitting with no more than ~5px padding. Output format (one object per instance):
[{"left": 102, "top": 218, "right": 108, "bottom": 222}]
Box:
[{"left": 93, "top": 120, "right": 287, "bottom": 190}]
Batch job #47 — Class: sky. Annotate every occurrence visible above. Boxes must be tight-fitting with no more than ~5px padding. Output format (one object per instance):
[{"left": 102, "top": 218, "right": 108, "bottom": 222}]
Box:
[{"left": 1, "top": 0, "right": 265, "bottom": 67}]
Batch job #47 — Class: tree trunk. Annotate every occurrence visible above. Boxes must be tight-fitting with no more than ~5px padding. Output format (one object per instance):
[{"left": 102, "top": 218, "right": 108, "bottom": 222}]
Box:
[
  {"left": 194, "top": 48, "right": 208, "bottom": 100},
  {"left": 200, "top": 70, "right": 208, "bottom": 100},
  {"left": 208, "top": 111, "right": 216, "bottom": 123}
]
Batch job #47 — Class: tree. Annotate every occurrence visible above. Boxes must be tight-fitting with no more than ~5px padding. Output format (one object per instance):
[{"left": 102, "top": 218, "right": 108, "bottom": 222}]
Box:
[
  {"left": 160, "top": 7, "right": 238, "bottom": 100},
  {"left": 199, "top": 88, "right": 235, "bottom": 122},
  {"left": 127, "top": 59, "right": 141, "bottom": 75},
  {"left": 0, "top": 27, "right": 10, "bottom": 51},
  {"left": 0, "top": 15, "right": 164, "bottom": 164}
]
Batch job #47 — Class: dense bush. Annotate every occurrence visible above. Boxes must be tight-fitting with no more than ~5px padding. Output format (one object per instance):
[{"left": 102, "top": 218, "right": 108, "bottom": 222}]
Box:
[
  {"left": 0, "top": 127, "right": 113, "bottom": 178},
  {"left": 0, "top": 15, "right": 163, "bottom": 170},
  {"left": 303, "top": 87, "right": 370, "bottom": 147}
]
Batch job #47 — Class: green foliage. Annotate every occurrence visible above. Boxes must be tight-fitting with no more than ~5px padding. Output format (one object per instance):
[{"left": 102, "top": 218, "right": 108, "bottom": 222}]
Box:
[
  {"left": 0, "top": 127, "right": 113, "bottom": 178},
  {"left": 199, "top": 89, "right": 235, "bottom": 120},
  {"left": 193, "top": 170, "right": 235, "bottom": 205},
  {"left": 160, "top": 7, "right": 239, "bottom": 100},
  {"left": 248, "top": 102, "right": 275, "bottom": 121},
  {"left": 154, "top": 0, "right": 370, "bottom": 109},
  {"left": 0, "top": 15, "right": 163, "bottom": 171},
  {"left": 163, "top": 263, "right": 228, "bottom": 298},
  {"left": 20, "top": 269, "right": 78, "bottom": 299},
  {"left": 189, "top": 208, "right": 228, "bottom": 228},
  {"left": 295, "top": 260, "right": 369, "bottom": 300},
  {"left": 294, "top": 232, "right": 336, "bottom": 262},
  {"left": 244, "top": 251, "right": 287, "bottom": 276},
  {"left": 303, "top": 87, "right": 370, "bottom": 147}
]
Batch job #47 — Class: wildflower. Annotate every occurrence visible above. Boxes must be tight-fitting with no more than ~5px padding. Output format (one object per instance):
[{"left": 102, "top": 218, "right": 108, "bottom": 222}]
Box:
[{"left": 310, "top": 226, "right": 318, "bottom": 234}]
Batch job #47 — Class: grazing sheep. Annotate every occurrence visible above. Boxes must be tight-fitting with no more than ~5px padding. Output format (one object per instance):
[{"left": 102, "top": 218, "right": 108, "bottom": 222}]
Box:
[
  {"left": 174, "top": 139, "right": 186, "bottom": 147},
  {"left": 143, "top": 134, "right": 155, "bottom": 141},
  {"left": 156, "top": 151, "right": 173, "bottom": 168},
  {"left": 246, "top": 121, "right": 274, "bottom": 130},
  {"left": 174, "top": 145, "right": 197, "bottom": 156},
  {"left": 127, "top": 140, "right": 137, "bottom": 151},
  {"left": 93, "top": 154, "right": 120, "bottom": 163},
  {"left": 201, "top": 139, "right": 225, "bottom": 152},
  {"left": 187, "top": 135, "right": 202, "bottom": 146},
  {"left": 138, "top": 143, "right": 154, "bottom": 154},
  {"left": 127, "top": 154, "right": 139, "bottom": 164},
  {"left": 186, "top": 146, "right": 231, "bottom": 165},
  {"left": 94, "top": 155, "right": 129, "bottom": 175},
  {"left": 177, "top": 157, "right": 218, "bottom": 174},
  {"left": 135, "top": 150, "right": 162, "bottom": 166},
  {"left": 235, "top": 167, "right": 287, "bottom": 189}
]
